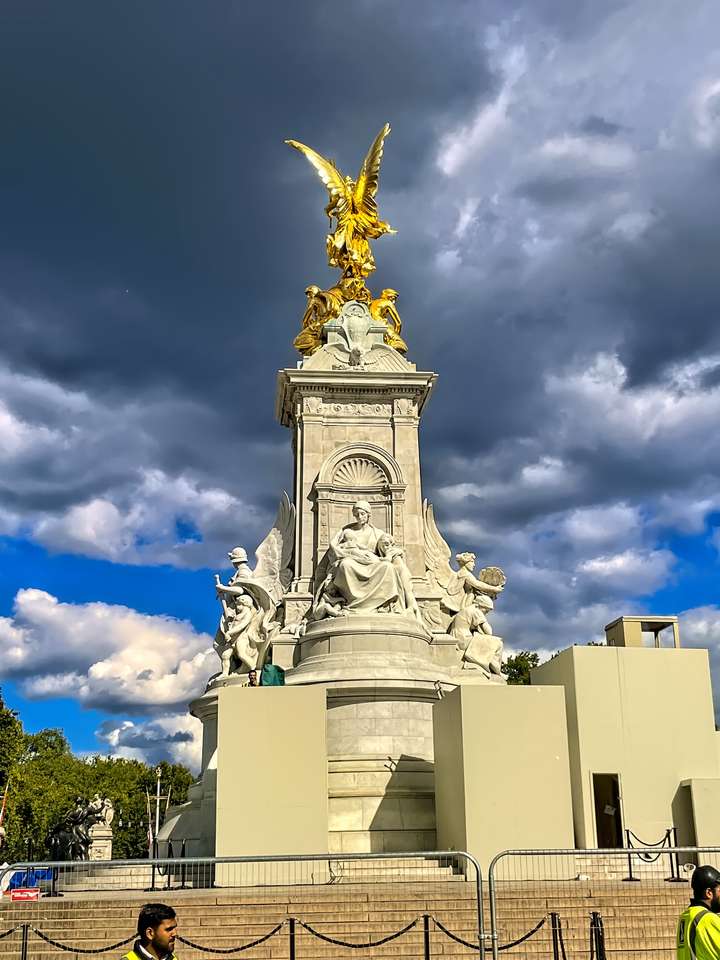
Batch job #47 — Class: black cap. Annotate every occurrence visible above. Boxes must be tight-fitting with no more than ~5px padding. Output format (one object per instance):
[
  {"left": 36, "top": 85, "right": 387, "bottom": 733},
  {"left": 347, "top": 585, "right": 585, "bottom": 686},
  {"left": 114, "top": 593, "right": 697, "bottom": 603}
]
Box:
[{"left": 692, "top": 865, "right": 720, "bottom": 895}]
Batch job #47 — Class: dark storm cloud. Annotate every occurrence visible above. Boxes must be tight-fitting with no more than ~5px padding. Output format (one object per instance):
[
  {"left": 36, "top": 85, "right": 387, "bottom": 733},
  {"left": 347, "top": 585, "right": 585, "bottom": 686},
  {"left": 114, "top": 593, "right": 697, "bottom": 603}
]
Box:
[
  {"left": 514, "top": 171, "right": 620, "bottom": 205},
  {"left": 579, "top": 115, "right": 625, "bottom": 137},
  {"left": 2, "top": 0, "right": 720, "bottom": 658},
  {"left": 0, "top": 0, "right": 491, "bottom": 400}
]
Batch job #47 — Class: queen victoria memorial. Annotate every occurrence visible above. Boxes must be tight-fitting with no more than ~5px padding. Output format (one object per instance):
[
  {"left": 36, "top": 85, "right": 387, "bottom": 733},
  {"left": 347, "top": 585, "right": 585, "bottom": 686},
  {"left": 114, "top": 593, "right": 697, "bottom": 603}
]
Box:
[{"left": 159, "top": 125, "right": 720, "bottom": 869}]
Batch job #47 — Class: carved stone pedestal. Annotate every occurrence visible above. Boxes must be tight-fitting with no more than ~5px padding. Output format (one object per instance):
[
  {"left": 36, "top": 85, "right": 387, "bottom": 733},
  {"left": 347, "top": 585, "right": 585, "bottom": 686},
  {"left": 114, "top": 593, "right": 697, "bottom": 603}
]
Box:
[{"left": 88, "top": 824, "right": 113, "bottom": 861}]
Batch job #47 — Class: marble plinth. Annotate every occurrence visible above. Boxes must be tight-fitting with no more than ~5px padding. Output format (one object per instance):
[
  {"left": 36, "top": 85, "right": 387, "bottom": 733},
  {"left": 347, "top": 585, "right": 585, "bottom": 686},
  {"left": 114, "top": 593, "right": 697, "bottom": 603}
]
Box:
[
  {"left": 288, "top": 614, "right": 455, "bottom": 694},
  {"left": 88, "top": 824, "right": 113, "bottom": 861},
  {"left": 286, "top": 613, "right": 452, "bottom": 851}
]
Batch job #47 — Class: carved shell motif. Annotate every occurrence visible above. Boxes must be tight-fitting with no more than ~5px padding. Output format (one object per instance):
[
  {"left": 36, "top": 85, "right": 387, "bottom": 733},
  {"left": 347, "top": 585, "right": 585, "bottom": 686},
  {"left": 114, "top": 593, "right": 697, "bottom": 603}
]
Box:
[{"left": 333, "top": 457, "right": 386, "bottom": 488}]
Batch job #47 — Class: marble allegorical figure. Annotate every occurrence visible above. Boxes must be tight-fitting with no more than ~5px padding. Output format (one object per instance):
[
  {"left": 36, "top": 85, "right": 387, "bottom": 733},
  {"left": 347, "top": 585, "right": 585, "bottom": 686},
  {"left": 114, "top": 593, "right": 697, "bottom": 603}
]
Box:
[
  {"left": 450, "top": 606, "right": 504, "bottom": 678},
  {"left": 214, "top": 587, "right": 267, "bottom": 677},
  {"left": 308, "top": 500, "right": 422, "bottom": 624},
  {"left": 210, "top": 494, "right": 296, "bottom": 682},
  {"left": 423, "top": 500, "right": 507, "bottom": 677}
]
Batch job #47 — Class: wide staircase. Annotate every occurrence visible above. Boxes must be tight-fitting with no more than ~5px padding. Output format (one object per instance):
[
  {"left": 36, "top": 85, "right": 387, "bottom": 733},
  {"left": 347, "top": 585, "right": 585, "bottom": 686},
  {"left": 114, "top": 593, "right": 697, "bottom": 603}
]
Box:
[{"left": 0, "top": 859, "right": 691, "bottom": 959}]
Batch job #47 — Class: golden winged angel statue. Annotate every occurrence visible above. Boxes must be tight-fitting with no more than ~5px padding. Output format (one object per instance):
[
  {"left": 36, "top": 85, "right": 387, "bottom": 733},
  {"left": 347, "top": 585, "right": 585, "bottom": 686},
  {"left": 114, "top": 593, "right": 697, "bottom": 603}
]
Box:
[
  {"left": 286, "top": 123, "right": 407, "bottom": 356},
  {"left": 286, "top": 123, "right": 395, "bottom": 282}
]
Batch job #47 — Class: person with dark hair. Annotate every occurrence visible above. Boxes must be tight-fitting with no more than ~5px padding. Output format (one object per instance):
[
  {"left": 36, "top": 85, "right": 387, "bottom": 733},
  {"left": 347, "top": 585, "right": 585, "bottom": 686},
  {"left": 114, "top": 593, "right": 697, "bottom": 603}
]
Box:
[
  {"left": 123, "top": 903, "right": 178, "bottom": 959},
  {"left": 677, "top": 865, "right": 720, "bottom": 959}
]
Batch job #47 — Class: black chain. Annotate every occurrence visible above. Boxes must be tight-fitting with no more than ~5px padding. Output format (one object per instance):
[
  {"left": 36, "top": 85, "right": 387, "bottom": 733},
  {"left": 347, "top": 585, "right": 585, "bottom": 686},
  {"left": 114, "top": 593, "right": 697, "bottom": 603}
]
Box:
[
  {"left": 0, "top": 926, "right": 19, "bottom": 941},
  {"left": 31, "top": 927, "right": 136, "bottom": 954},
  {"left": 176, "top": 922, "right": 285, "bottom": 954},
  {"left": 432, "top": 917, "right": 481, "bottom": 950},
  {"left": 432, "top": 914, "right": 547, "bottom": 952},
  {"left": 627, "top": 829, "right": 670, "bottom": 847},
  {"left": 296, "top": 916, "right": 419, "bottom": 948},
  {"left": 499, "top": 914, "right": 548, "bottom": 952},
  {"left": 627, "top": 828, "right": 671, "bottom": 860}
]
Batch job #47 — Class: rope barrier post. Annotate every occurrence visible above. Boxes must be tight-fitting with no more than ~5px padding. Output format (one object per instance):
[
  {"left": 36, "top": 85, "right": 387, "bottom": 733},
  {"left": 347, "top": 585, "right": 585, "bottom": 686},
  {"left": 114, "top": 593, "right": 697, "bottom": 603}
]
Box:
[
  {"left": 20, "top": 923, "right": 29, "bottom": 960},
  {"left": 623, "top": 830, "right": 639, "bottom": 881},
  {"left": 550, "top": 913, "right": 560, "bottom": 960},
  {"left": 145, "top": 839, "right": 158, "bottom": 892},
  {"left": 668, "top": 828, "right": 685, "bottom": 882},
  {"left": 590, "top": 911, "right": 606, "bottom": 960},
  {"left": 47, "top": 865, "right": 63, "bottom": 899},
  {"left": 166, "top": 840, "right": 173, "bottom": 891},
  {"left": 180, "top": 839, "right": 187, "bottom": 890},
  {"left": 423, "top": 914, "right": 431, "bottom": 960},
  {"left": 288, "top": 917, "right": 296, "bottom": 960},
  {"left": 44, "top": 838, "right": 63, "bottom": 898}
]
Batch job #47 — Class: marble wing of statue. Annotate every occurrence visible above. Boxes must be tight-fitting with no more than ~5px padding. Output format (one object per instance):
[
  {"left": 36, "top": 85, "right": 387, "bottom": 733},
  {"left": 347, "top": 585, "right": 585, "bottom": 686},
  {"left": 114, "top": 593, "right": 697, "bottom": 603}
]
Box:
[
  {"left": 252, "top": 492, "right": 296, "bottom": 604},
  {"left": 353, "top": 123, "right": 394, "bottom": 226},
  {"left": 285, "top": 138, "right": 352, "bottom": 218},
  {"left": 423, "top": 500, "right": 455, "bottom": 592}
]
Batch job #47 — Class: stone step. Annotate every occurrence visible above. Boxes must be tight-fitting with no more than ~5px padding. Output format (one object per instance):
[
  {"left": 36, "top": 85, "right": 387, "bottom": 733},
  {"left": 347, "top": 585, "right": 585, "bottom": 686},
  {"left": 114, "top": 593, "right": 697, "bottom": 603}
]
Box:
[{"left": 0, "top": 872, "right": 691, "bottom": 960}]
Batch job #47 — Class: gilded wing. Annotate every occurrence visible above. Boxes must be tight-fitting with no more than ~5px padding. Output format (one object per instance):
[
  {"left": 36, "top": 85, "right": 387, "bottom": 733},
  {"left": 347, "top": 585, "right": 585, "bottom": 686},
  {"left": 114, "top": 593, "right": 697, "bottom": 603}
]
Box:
[
  {"left": 253, "top": 492, "right": 296, "bottom": 604},
  {"left": 353, "top": 123, "right": 391, "bottom": 217},
  {"left": 285, "top": 139, "right": 352, "bottom": 214},
  {"left": 423, "top": 499, "right": 455, "bottom": 593}
]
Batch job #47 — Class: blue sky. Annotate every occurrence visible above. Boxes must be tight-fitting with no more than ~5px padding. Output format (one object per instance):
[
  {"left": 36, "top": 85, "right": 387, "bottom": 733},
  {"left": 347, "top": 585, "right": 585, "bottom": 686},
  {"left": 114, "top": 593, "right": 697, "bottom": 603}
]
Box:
[{"left": 1, "top": 0, "right": 720, "bottom": 769}]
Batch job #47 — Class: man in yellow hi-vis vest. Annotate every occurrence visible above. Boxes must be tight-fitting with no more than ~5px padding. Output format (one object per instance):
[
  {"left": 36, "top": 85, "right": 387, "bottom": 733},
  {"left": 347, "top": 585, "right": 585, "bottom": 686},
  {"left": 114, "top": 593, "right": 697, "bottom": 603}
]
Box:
[
  {"left": 122, "top": 903, "right": 178, "bottom": 960},
  {"left": 677, "top": 866, "right": 720, "bottom": 960}
]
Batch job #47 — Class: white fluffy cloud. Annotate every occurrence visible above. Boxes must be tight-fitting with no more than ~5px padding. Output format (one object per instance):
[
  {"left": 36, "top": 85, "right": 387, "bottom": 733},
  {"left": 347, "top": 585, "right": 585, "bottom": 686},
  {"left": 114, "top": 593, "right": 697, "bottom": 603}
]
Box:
[
  {"left": 437, "top": 43, "right": 527, "bottom": 176},
  {"left": 0, "top": 364, "right": 271, "bottom": 568},
  {"left": 0, "top": 589, "right": 213, "bottom": 770},
  {"left": 0, "top": 588, "right": 214, "bottom": 711},
  {"left": 33, "top": 471, "right": 245, "bottom": 567},
  {"left": 95, "top": 714, "right": 202, "bottom": 771},
  {"left": 677, "top": 606, "right": 720, "bottom": 722}
]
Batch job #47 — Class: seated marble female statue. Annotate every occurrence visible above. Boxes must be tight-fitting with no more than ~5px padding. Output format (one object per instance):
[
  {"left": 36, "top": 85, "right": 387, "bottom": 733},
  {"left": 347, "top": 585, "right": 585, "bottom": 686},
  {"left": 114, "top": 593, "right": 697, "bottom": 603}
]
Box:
[{"left": 319, "top": 500, "right": 420, "bottom": 620}]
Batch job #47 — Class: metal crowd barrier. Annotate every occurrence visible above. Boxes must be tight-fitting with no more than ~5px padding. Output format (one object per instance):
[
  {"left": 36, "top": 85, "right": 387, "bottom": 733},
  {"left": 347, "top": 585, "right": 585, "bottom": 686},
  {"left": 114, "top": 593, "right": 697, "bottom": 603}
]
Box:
[
  {"left": 488, "top": 845, "right": 718, "bottom": 960},
  {"left": 4, "top": 844, "right": 717, "bottom": 959},
  {"left": 0, "top": 850, "right": 484, "bottom": 959}
]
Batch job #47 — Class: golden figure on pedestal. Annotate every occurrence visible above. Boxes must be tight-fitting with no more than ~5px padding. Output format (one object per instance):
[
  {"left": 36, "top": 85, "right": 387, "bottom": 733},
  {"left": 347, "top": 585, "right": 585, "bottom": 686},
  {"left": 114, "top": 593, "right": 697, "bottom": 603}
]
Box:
[{"left": 286, "top": 123, "right": 407, "bottom": 356}]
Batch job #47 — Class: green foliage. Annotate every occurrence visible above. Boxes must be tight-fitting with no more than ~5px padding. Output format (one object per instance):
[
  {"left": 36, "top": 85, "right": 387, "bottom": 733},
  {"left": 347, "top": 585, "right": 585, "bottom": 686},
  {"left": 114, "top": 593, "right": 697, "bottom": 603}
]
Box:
[
  {"left": 0, "top": 688, "right": 193, "bottom": 862},
  {"left": 502, "top": 650, "right": 541, "bottom": 685},
  {"left": 0, "top": 690, "right": 24, "bottom": 790}
]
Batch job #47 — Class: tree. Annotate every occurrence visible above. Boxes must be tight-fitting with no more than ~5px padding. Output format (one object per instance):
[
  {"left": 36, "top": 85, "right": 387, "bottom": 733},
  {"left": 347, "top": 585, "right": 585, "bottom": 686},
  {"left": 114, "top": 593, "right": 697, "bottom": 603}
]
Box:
[
  {"left": 0, "top": 697, "right": 193, "bottom": 862},
  {"left": 0, "top": 688, "right": 24, "bottom": 790},
  {"left": 502, "top": 651, "right": 541, "bottom": 685}
]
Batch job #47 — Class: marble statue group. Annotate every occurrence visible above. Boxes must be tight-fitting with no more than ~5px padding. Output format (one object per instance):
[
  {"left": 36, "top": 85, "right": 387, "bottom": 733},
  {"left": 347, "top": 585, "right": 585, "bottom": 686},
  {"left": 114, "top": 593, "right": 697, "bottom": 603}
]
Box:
[{"left": 211, "top": 493, "right": 507, "bottom": 683}]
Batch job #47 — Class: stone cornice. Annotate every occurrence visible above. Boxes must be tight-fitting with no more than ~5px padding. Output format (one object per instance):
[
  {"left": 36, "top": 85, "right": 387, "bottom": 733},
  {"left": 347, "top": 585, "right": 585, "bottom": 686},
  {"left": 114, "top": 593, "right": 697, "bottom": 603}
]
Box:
[{"left": 275, "top": 367, "right": 438, "bottom": 427}]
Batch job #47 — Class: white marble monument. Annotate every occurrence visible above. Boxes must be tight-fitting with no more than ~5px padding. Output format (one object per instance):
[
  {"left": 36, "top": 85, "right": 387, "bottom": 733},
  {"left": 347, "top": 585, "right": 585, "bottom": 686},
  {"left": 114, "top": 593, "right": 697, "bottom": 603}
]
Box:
[
  {"left": 159, "top": 123, "right": 720, "bottom": 868},
  {"left": 166, "top": 296, "right": 508, "bottom": 855},
  {"left": 160, "top": 124, "right": 508, "bottom": 855}
]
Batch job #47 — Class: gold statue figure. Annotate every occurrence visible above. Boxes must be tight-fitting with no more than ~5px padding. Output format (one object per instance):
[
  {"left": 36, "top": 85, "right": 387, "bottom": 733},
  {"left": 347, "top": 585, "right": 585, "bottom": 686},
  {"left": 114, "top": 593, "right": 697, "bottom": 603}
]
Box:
[
  {"left": 370, "top": 288, "right": 407, "bottom": 353},
  {"left": 287, "top": 123, "right": 407, "bottom": 357},
  {"left": 286, "top": 123, "right": 395, "bottom": 281},
  {"left": 294, "top": 277, "right": 372, "bottom": 356}
]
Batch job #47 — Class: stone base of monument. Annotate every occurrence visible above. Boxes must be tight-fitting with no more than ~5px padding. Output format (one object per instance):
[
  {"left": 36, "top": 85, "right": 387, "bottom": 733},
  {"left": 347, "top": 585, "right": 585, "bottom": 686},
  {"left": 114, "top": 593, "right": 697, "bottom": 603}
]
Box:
[
  {"left": 288, "top": 614, "right": 456, "bottom": 690},
  {"left": 284, "top": 613, "right": 457, "bottom": 852},
  {"left": 88, "top": 824, "right": 113, "bottom": 861},
  {"left": 159, "top": 613, "right": 504, "bottom": 857}
]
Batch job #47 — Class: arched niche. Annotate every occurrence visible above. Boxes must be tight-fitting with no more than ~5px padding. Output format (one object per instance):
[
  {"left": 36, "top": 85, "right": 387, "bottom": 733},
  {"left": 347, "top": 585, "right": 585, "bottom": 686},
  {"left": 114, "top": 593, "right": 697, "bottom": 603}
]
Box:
[{"left": 313, "top": 443, "right": 407, "bottom": 575}]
